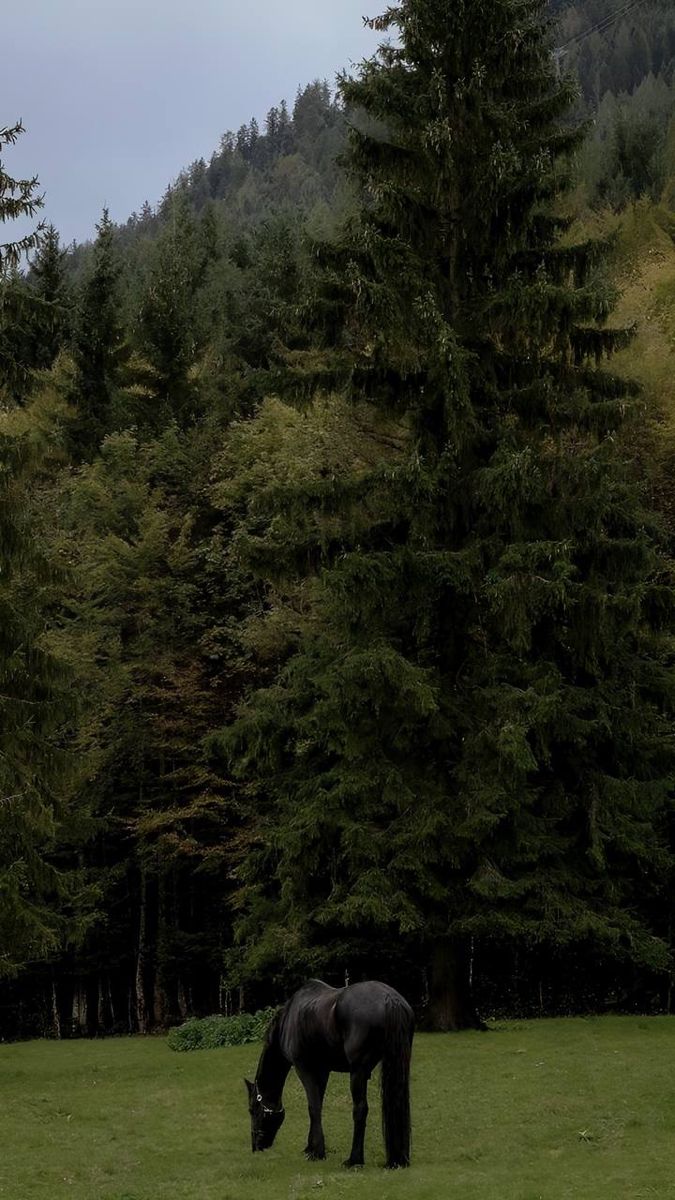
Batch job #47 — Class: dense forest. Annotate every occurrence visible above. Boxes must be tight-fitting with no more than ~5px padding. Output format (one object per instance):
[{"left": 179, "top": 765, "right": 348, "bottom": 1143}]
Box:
[{"left": 1, "top": 0, "right": 675, "bottom": 1039}]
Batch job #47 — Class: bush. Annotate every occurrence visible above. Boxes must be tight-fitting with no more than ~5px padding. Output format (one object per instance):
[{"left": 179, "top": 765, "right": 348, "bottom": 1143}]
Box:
[{"left": 166, "top": 1008, "right": 277, "bottom": 1052}]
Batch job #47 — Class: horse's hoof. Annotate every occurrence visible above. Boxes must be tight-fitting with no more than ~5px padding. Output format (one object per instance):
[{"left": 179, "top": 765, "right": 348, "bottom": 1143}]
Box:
[
  {"left": 304, "top": 1150, "right": 326, "bottom": 1161},
  {"left": 343, "top": 1159, "right": 364, "bottom": 1169}
]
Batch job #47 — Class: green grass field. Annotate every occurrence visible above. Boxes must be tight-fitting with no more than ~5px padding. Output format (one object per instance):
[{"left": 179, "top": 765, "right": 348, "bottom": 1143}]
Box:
[{"left": 3, "top": 1017, "right": 675, "bottom": 1199}]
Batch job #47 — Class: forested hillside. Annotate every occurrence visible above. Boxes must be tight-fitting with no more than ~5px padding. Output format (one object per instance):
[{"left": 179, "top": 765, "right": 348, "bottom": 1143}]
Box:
[{"left": 1, "top": 0, "right": 674, "bottom": 1039}]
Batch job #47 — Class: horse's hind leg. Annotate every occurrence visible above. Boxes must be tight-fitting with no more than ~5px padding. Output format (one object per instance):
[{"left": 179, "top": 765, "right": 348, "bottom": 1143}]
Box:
[
  {"left": 296, "top": 1067, "right": 329, "bottom": 1161},
  {"left": 344, "top": 1068, "right": 370, "bottom": 1168}
]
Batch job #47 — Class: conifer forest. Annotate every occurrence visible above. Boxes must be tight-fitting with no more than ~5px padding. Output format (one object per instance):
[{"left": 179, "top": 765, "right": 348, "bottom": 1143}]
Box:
[{"left": 2, "top": 0, "right": 675, "bottom": 1041}]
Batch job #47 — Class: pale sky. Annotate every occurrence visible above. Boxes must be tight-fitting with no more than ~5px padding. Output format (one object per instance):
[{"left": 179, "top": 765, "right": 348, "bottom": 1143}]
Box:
[{"left": 3, "top": 1, "right": 380, "bottom": 246}]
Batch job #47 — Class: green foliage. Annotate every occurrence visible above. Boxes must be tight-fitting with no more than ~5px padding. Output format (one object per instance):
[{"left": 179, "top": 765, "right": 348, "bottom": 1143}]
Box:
[
  {"left": 0, "top": 121, "right": 45, "bottom": 276},
  {"left": 40, "top": 419, "right": 244, "bottom": 1030},
  {"left": 219, "top": 0, "right": 675, "bottom": 1023},
  {"left": 166, "top": 1007, "right": 277, "bottom": 1051},
  {"left": 557, "top": 1, "right": 675, "bottom": 207},
  {"left": 137, "top": 192, "right": 202, "bottom": 421},
  {"left": 28, "top": 225, "right": 73, "bottom": 370},
  {"left": 0, "top": 367, "right": 91, "bottom": 976},
  {"left": 556, "top": 0, "right": 675, "bottom": 111},
  {"left": 0, "top": 227, "right": 73, "bottom": 402},
  {"left": 579, "top": 73, "right": 675, "bottom": 208},
  {"left": 0, "top": 122, "right": 48, "bottom": 400},
  {"left": 4, "top": 7, "right": 675, "bottom": 1035},
  {"left": 69, "top": 209, "right": 129, "bottom": 457}
]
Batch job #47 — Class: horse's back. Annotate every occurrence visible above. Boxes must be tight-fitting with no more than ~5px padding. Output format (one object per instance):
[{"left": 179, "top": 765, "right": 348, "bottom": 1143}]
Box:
[
  {"left": 335, "top": 981, "right": 414, "bottom": 1067},
  {"left": 278, "top": 979, "right": 413, "bottom": 1073},
  {"left": 336, "top": 981, "right": 413, "bottom": 1030},
  {"left": 337, "top": 981, "right": 413, "bottom": 1019}
]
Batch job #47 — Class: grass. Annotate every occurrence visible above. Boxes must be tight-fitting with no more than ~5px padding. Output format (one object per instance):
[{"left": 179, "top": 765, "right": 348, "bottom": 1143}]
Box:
[{"left": 3, "top": 1017, "right": 675, "bottom": 1199}]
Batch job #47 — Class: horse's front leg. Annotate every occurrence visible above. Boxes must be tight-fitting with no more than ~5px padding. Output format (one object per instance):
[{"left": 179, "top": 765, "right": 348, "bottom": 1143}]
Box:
[
  {"left": 344, "top": 1069, "right": 370, "bottom": 1168},
  {"left": 296, "top": 1067, "right": 329, "bottom": 1160}
]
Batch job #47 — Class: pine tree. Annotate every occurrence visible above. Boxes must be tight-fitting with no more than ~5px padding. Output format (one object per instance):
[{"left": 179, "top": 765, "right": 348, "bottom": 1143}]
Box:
[
  {"left": 28, "top": 224, "right": 72, "bottom": 370},
  {"left": 0, "top": 378, "right": 81, "bottom": 976},
  {"left": 0, "top": 121, "right": 46, "bottom": 400},
  {"left": 137, "top": 191, "right": 201, "bottom": 424},
  {"left": 0, "top": 121, "right": 45, "bottom": 276},
  {"left": 44, "top": 423, "right": 242, "bottom": 1030},
  {"left": 278, "top": 100, "right": 293, "bottom": 156},
  {"left": 220, "top": 0, "right": 675, "bottom": 1027},
  {"left": 70, "top": 208, "right": 126, "bottom": 457},
  {"left": 0, "top": 123, "right": 80, "bottom": 976}
]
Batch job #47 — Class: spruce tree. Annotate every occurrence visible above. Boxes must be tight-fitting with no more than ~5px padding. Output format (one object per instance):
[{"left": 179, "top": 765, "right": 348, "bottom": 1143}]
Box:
[
  {"left": 70, "top": 209, "right": 126, "bottom": 457},
  {"left": 137, "top": 191, "right": 201, "bottom": 424},
  {"left": 0, "top": 123, "right": 75, "bottom": 975},
  {"left": 0, "top": 381, "right": 80, "bottom": 976},
  {"left": 220, "top": 0, "right": 674, "bottom": 1026},
  {"left": 29, "top": 224, "right": 71, "bottom": 370},
  {"left": 45, "top": 422, "right": 242, "bottom": 1031},
  {"left": 0, "top": 121, "right": 45, "bottom": 276},
  {"left": 0, "top": 121, "right": 46, "bottom": 400}
]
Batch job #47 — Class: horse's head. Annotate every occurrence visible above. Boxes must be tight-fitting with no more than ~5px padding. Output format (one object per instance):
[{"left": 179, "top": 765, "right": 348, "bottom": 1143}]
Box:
[{"left": 244, "top": 1078, "right": 285, "bottom": 1151}]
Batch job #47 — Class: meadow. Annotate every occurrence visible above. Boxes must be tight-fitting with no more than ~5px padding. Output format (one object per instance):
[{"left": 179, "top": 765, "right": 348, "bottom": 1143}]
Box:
[{"left": 3, "top": 1017, "right": 675, "bottom": 1200}]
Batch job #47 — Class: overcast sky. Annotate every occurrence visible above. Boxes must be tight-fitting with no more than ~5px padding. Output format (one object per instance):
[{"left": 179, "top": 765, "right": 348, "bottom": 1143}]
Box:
[{"left": 4, "top": 1, "right": 380, "bottom": 247}]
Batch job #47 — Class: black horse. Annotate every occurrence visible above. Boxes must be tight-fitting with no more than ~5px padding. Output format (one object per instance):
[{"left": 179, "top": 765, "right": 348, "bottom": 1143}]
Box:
[{"left": 245, "top": 979, "right": 413, "bottom": 1169}]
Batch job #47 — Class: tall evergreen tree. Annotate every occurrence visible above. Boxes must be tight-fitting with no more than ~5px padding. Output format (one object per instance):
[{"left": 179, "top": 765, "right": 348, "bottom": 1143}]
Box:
[
  {"left": 0, "top": 121, "right": 45, "bottom": 277},
  {"left": 29, "top": 224, "right": 71, "bottom": 370},
  {"left": 219, "top": 0, "right": 674, "bottom": 1027},
  {"left": 0, "top": 378, "right": 81, "bottom": 977},
  {"left": 0, "top": 121, "right": 46, "bottom": 400},
  {"left": 43, "top": 422, "right": 246, "bottom": 1032},
  {"left": 0, "top": 121, "right": 76, "bottom": 977},
  {"left": 70, "top": 208, "right": 126, "bottom": 457},
  {"left": 137, "top": 192, "right": 201, "bottom": 424}
]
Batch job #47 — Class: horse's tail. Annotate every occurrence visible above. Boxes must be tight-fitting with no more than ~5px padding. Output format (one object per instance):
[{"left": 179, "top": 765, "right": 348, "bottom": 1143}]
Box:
[{"left": 380, "top": 997, "right": 413, "bottom": 1168}]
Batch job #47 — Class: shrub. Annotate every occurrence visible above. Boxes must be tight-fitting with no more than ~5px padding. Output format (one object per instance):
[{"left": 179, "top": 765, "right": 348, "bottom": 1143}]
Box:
[{"left": 166, "top": 1008, "right": 277, "bottom": 1052}]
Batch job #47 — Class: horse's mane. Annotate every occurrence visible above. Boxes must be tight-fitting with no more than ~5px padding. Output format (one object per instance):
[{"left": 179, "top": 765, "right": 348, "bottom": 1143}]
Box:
[
  {"left": 266, "top": 979, "right": 334, "bottom": 1049},
  {"left": 264, "top": 1007, "right": 282, "bottom": 1047}
]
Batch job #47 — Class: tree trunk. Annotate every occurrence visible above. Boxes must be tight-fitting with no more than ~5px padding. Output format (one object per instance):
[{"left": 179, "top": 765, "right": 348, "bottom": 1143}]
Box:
[
  {"left": 152, "top": 869, "right": 171, "bottom": 1027},
  {"left": 94, "top": 973, "right": 114, "bottom": 1033},
  {"left": 136, "top": 869, "right": 150, "bottom": 1033},
  {"left": 106, "top": 974, "right": 116, "bottom": 1029},
  {"left": 428, "top": 938, "right": 485, "bottom": 1031},
  {"left": 72, "top": 979, "right": 88, "bottom": 1036},
  {"left": 153, "top": 975, "right": 167, "bottom": 1028},
  {"left": 51, "top": 975, "right": 61, "bottom": 1039},
  {"left": 97, "top": 974, "right": 106, "bottom": 1033},
  {"left": 177, "top": 977, "right": 188, "bottom": 1020},
  {"left": 127, "top": 982, "right": 135, "bottom": 1034}
]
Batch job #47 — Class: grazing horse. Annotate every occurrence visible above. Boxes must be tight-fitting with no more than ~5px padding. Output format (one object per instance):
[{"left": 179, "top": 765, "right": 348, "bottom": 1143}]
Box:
[{"left": 244, "top": 978, "right": 414, "bottom": 1169}]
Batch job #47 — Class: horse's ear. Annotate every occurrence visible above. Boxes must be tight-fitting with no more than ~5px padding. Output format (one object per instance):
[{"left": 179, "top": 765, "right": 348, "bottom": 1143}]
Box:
[{"left": 244, "top": 1078, "right": 254, "bottom": 1096}]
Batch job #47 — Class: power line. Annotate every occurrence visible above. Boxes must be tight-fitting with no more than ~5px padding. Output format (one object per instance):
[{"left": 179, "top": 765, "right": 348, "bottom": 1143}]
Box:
[{"left": 555, "top": 0, "right": 642, "bottom": 57}]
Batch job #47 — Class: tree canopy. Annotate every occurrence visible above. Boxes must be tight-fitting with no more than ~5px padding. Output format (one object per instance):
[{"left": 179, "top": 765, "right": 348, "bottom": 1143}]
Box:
[{"left": 1, "top": 4, "right": 674, "bottom": 1036}]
